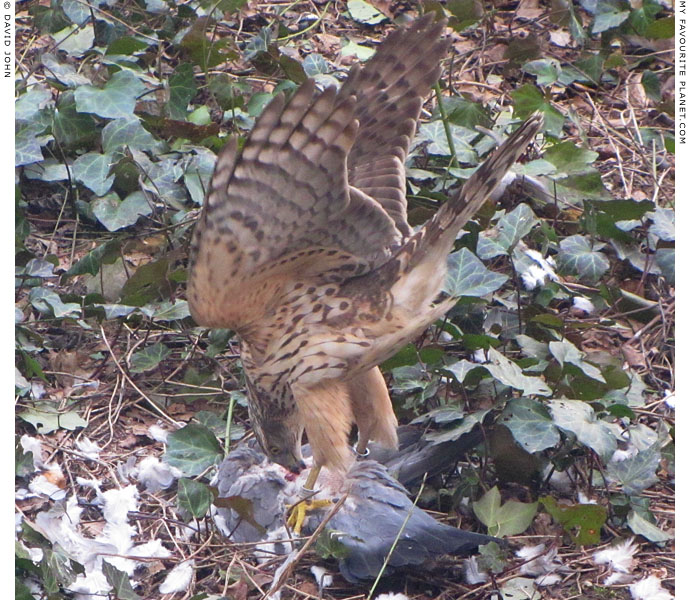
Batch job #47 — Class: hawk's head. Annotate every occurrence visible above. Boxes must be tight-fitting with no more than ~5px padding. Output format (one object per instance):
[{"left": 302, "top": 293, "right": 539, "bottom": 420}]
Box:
[{"left": 252, "top": 418, "right": 305, "bottom": 474}]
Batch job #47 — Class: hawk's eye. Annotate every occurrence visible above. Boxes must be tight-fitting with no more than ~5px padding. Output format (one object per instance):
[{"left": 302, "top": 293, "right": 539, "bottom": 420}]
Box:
[{"left": 269, "top": 446, "right": 281, "bottom": 455}]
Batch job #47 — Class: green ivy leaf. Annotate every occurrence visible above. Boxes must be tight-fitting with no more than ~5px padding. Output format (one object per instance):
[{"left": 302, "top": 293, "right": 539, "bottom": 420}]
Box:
[
  {"left": 18, "top": 404, "right": 87, "bottom": 434},
  {"left": 523, "top": 58, "right": 562, "bottom": 86},
  {"left": 152, "top": 300, "right": 191, "bottom": 321},
  {"left": 540, "top": 496, "right": 606, "bottom": 544},
  {"left": 41, "top": 53, "right": 90, "bottom": 87},
  {"left": 102, "top": 561, "right": 142, "bottom": 600},
  {"left": 24, "top": 159, "right": 70, "bottom": 182},
  {"left": 65, "top": 240, "right": 121, "bottom": 276},
  {"left": 39, "top": 547, "right": 76, "bottom": 592},
  {"left": 424, "top": 410, "right": 488, "bottom": 444},
  {"left": 53, "top": 92, "right": 98, "bottom": 149},
  {"left": 165, "top": 424, "right": 223, "bottom": 476},
  {"left": 589, "top": 198, "right": 655, "bottom": 221},
  {"left": 30, "top": 2, "right": 71, "bottom": 33},
  {"left": 557, "top": 235, "right": 609, "bottom": 282},
  {"left": 341, "top": 39, "right": 375, "bottom": 61},
  {"left": 495, "top": 203, "right": 538, "bottom": 251},
  {"left": 549, "top": 339, "right": 606, "bottom": 383},
  {"left": 473, "top": 486, "right": 538, "bottom": 537},
  {"left": 606, "top": 446, "right": 660, "bottom": 495},
  {"left": 15, "top": 122, "right": 46, "bottom": 167},
  {"left": 75, "top": 70, "right": 147, "bottom": 119},
  {"left": 442, "top": 359, "right": 478, "bottom": 385},
  {"left": 549, "top": 399, "right": 618, "bottom": 461},
  {"left": 655, "top": 248, "right": 674, "bottom": 283},
  {"left": 16, "top": 86, "right": 53, "bottom": 120},
  {"left": 347, "top": 0, "right": 387, "bottom": 24},
  {"left": 626, "top": 510, "right": 673, "bottom": 543},
  {"left": 544, "top": 141, "right": 598, "bottom": 174},
  {"left": 437, "top": 96, "right": 492, "bottom": 129},
  {"left": 106, "top": 36, "right": 151, "bottom": 56},
  {"left": 73, "top": 152, "right": 116, "bottom": 195},
  {"left": 417, "top": 120, "right": 477, "bottom": 161},
  {"left": 50, "top": 23, "right": 95, "bottom": 56},
  {"left": 92, "top": 191, "right": 152, "bottom": 232},
  {"left": 178, "top": 478, "right": 214, "bottom": 518},
  {"left": 511, "top": 84, "right": 565, "bottom": 136},
  {"left": 499, "top": 398, "right": 561, "bottom": 453},
  {"left": 443, "top": 248, "right": 509, "bottom": 297},
  {"left": 102, "top": 117, "right": 162, "bottom": 153},
  {"left": 303, "top": 53, "right": 330, "bottom": 76},
  {"left": 483, "top": 348, "right": 552, "bottom": 396},
  {"left": 646, "top": 16, "right": 675, "bottom": 39},
  {"left": 591, "top": 8, "right": 630, "bottom": 34},
  {"left": 168, "top": 63, "right": 197, "bottom": 120},
  {"left": 28, "top": 288, "right": 81, "bottom": 318},
  {"left": 648, "top": 207, "right": 674, "bottom": 241},
  {"left": 130, "top": 342, "right": 171, "bottom": 373}
]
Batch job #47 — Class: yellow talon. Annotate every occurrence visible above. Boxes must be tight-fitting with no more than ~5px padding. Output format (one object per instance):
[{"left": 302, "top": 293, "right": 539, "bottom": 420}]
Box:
[{"left": 287, "top": 498, "right": 333, "bottom": 535}]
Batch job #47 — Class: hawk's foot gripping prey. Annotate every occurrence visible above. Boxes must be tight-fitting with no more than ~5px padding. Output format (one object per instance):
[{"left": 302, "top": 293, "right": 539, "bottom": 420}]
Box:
[
  {"left": 286, "top": 496, "right": 333, "bottom": 536},
  {"left": 188, "top": 14, "right": 543, "bottom": 489}
]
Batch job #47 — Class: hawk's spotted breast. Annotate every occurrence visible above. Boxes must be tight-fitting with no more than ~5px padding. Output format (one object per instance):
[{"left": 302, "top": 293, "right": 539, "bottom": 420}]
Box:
[{"left": 188, "top": 14, "right": 543, "bottom": 478}]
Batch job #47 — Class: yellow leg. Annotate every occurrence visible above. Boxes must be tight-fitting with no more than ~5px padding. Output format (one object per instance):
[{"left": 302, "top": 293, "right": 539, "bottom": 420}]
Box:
[
  {"left": 287, "top": 497, "right": 332, "bottom": 535},
  {"left": 302, "top": 465, "right": 322, "bottom": 492},
  {"left": 287, "top": 465, "right": 330, "bottom": 535}
]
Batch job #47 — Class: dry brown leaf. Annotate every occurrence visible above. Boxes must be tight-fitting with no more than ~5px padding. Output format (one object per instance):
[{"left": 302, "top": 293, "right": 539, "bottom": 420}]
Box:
[{"left": 622, "top": 344, "right": 647, "bottom": 368}]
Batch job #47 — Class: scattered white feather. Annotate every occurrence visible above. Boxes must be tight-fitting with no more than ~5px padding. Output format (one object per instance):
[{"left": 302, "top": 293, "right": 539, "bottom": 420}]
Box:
[
  {"left": 572, "top": 296, "right": 595, "bottom": 314},
  {"left": 98, "top": 522, "right": 136, "bottom": 555},
  {"left": 593, "top": 538, "right": 638, "bottom": 573},
  {"left": 34, "top": 496, "right": 118, "bottom": 573},
  {"left": 604, "top": 572, "right": 636, "bottom": 585},
  {"left": 28, "top": 464, "right": 67, "bottom": 500},
  {"left": 159, "top": 560, "right": 194, "bottom": 594},
  {"left": 210, "top": 506, "right": 231, "bottom": 537},
  {"left": 15, "top": 487, "right": 34, "bottom": 501},
  {"left": 68, "top": 567, "right": 111, "bottom": 598},
  {"left": 546, "top": 467, "right": 574, "bottom": 492},
  {"left": 472, "top": 349, "right": 488, "bottom": 363},
  {"left": 310, "top": 565, "right": 333, "bottom": 588},
  {"left": 374, "top": 594, "right": 410, "bottom": 600},
  {"left": 516, "top": 544, "right": 562, "bottom": 577},
  {"left": 76, "top": 476, "right": 102, "bottom": 493},
  {"left": 129, "top": 539, "right": 172, "bottom": 564},
  {"left": 101, "top": 485, "right": 138, "bottom": 525},
  {"left": 75, "top": 438, "right": 101, "bottom": 460},
  {"left": 521, "top": 250, "right": 560, "bottom": 290},
  {"left": 31, "top": 381, "right": 46, "bottom": 400},
  {"left": 535, "top": 574, "right": 562, "bottom": 586},
  {"left": 18, "top": 540, "right": 43, "bottom": 563},
  {"left": 148, "top": 424, "right": 170, "bottom": 443},
  {"left": 464, "top": 556, "right": 489, "bottom": 584},
  {"left": 116, "top": 455, "right": 138, "bottom": 482},
  {"left": 255, "top": 528, "right": 291, "bottom": 564},
  {"left": 135, "top": 456, "right": 180, "bottom": 491},
  {"left": 629, "top": 575, "right": 674, "bottom": 600},
  {"left": 20, "top": 434, "right": 45, "bottom": 470},
  {"left": 438, "top": 330, "right": 453, "bottom": 342},
  {"left": 577, "top": 492, "right": 598, "bottom": 504},
  {"left": 611, "top": 447, "right": 638, "bottom": 463}
]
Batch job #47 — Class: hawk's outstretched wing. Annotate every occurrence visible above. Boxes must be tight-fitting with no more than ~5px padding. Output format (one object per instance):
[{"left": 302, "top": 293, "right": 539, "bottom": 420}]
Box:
[
  {"left": 343, "top": 14, "right": 450, "bottom": 235},
  {"left": 188, "top": 15, "right": 449, "bottom": 335}
]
